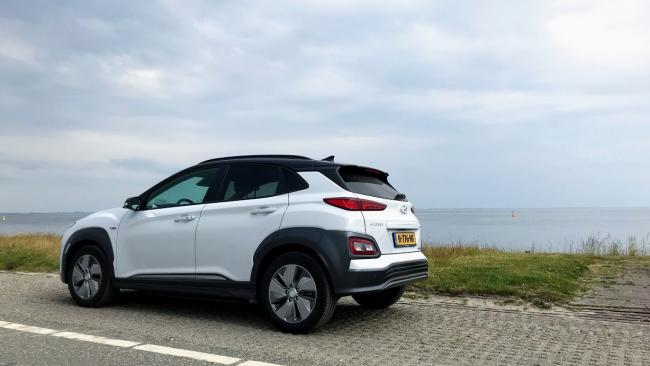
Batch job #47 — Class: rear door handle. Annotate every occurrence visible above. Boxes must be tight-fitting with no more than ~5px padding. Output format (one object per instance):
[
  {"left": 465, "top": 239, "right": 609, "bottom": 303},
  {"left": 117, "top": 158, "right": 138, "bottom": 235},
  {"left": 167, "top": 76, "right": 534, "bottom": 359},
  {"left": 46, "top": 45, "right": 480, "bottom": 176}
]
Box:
[
  {"left": 174, "top": 215, "right": 197, "bottom": 223},
  {"left": 251, "top": 206, "right": 277, "bottom": 215}
]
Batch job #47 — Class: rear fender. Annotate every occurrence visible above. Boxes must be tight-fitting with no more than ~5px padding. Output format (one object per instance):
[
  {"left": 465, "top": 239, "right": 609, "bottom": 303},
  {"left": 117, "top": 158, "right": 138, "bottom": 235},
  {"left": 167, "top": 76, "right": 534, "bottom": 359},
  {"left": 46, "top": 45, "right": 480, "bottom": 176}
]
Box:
[{"left": 251, "top": 227, "right": 377, "bottom": 296}]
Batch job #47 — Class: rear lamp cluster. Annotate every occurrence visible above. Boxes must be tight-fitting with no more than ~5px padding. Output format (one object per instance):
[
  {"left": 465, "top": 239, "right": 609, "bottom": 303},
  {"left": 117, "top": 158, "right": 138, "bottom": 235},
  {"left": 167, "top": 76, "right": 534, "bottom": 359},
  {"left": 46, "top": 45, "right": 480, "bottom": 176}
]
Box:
[
  {"left": 323, "top": 198, "right": 386, "bottom": 211},
  {"left": 348, "top": 237, "right": 378, "bottom": 256}
]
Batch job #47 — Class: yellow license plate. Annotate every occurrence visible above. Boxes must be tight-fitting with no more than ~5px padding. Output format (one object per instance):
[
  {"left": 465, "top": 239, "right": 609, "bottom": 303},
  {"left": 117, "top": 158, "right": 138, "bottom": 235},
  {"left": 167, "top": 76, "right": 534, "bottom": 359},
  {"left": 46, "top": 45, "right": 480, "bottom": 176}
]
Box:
[{"left": 393, "top": 232, "right": 417, "bottom": 247}]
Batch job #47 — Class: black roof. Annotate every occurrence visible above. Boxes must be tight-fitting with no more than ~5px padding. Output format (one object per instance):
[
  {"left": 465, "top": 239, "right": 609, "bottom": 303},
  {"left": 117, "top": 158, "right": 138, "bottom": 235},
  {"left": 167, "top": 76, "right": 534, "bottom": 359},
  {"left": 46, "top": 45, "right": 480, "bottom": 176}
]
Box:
[{"left": 196, "top": 154, "right": 342, "bottom": 171}]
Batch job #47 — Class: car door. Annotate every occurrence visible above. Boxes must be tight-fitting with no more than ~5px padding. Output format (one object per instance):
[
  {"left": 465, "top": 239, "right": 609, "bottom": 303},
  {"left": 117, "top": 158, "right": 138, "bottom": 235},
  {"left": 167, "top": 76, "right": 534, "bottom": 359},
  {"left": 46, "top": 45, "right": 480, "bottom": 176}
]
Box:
[
  {"left": 116, "top": 166, "right": 225, "bottom": 278},
  {"left": 195, "top": 164, "right": 289, "bottom": 282}
]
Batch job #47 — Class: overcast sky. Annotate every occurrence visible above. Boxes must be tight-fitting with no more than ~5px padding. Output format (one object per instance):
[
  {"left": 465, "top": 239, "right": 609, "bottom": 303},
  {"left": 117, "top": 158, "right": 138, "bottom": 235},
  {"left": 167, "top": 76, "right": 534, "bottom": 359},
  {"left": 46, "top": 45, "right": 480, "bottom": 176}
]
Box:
[{"left": 1, "top": 0, "right": 649, "bottom": 212}]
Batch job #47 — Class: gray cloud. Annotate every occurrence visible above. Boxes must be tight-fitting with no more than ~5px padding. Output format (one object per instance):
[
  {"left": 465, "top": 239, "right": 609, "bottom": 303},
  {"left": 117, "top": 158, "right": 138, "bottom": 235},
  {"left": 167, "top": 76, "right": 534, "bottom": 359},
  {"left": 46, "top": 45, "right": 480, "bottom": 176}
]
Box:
[
  {"left": 109, "top": 158, "right": 177, "bottom": 174},
  {"left": 0, "top": 0, "right": 649, "bottom": 211}
]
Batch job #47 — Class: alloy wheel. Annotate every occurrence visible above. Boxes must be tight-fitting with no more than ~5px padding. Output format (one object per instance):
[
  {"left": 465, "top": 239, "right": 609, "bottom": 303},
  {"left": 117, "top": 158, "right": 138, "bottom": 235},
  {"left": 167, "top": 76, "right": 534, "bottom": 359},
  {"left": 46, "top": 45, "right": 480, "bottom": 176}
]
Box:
[
  {"left": 268, "top": 264, "right": 317, "bottom": 323},
  {"left": 72, "top": 254, "right": 102, "bottom": 300}
]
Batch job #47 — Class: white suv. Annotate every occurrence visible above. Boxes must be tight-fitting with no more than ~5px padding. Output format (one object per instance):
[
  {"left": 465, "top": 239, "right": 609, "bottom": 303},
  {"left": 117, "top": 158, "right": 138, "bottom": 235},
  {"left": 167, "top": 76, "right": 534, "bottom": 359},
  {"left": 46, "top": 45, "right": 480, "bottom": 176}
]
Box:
[{"left": 60, "top": 155, "right": 428, "bottom": 333}]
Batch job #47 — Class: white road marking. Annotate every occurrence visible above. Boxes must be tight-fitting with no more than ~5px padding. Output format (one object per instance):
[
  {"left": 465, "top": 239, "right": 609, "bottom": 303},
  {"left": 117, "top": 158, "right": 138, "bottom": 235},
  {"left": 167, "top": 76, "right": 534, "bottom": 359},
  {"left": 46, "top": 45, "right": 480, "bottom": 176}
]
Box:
[
  {"left": 134, "top": 344, "right": 239, "bottom": 364},
  {"left": 0, "top": 322, "right": 57, "bottom": 335},
  {"left": 238, "top": 361, "right": 285, "bottom": 366},
  {"left": 51, "top": 331, "right": 141, "bottom": 348},
  {"left": 0, "top": 319, "right": 282, "bottom": 365}
]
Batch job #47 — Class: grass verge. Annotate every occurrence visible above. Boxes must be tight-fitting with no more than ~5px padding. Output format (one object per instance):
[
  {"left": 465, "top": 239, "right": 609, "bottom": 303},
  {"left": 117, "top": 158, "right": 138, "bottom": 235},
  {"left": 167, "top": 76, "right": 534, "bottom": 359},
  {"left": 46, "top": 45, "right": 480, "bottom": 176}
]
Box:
[
  {"left": 408, "top": 245, "right": 650, "bottom": 307},
  {"left": 2, "top": 234, "right": 648, "bottom": 307},
  {"left": 0, "top": 234, "right": 60, "bottom": 272}
]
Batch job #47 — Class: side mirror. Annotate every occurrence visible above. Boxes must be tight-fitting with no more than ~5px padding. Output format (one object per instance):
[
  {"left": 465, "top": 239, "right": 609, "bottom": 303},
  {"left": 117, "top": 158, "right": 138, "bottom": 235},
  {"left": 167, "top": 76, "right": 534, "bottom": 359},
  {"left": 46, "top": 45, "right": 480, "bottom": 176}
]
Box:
[{"left": 123, "top": 197, "right": 142, "bottom": 210}]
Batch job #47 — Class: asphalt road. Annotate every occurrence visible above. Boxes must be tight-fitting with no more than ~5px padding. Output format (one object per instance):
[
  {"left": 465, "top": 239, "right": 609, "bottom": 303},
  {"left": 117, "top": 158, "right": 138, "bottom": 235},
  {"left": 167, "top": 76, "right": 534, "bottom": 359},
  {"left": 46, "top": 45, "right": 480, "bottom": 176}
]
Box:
[{"left": 1, "top": 272, "right": 649, "bottom": 366}]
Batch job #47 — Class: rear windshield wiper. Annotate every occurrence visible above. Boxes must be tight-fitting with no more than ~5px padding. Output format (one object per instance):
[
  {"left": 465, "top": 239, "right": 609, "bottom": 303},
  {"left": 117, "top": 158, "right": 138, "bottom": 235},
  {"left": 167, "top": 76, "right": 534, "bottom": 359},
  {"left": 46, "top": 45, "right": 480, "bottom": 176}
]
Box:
[{"left": 394, "top": 193, "right": 407, "bottom": 201}]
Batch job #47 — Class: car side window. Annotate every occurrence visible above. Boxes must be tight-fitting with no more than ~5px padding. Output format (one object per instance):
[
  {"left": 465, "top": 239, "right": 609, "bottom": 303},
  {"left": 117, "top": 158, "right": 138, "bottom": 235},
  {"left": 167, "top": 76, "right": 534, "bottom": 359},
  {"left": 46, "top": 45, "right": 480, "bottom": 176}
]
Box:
[
  {"left": 220, "top": 165, "right": 283, "bottom": 201},
  {"left": 283, "top": 168, "right": 309, "bottom": 192},
  {"left": 145, "top": 168, "right": 222, "bottom": 209}
]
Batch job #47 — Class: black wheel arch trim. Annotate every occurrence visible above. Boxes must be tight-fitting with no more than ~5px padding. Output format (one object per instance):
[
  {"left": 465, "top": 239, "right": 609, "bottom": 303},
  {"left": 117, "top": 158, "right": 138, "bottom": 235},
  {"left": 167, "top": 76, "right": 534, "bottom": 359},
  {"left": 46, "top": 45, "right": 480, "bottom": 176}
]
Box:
[
  {"left": 61, "top": 227, "right": 115, "bottom": 284},
  {"left": 251, "top": 227, "right": 379, "bottom": 296}
]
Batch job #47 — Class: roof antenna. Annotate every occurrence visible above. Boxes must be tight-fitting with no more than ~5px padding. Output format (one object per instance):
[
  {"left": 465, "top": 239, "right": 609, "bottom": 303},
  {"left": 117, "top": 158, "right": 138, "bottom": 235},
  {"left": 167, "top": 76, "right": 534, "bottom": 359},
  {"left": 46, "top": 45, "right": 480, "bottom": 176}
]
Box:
[{"left": 322, "top": 155, "right": 335, "bottom": 162}]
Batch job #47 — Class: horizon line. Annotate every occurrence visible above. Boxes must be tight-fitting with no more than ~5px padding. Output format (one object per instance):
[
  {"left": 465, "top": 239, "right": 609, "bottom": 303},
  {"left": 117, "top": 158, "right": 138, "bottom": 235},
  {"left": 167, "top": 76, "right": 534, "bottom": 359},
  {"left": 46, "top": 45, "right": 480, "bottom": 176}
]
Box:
[{"left": 3, "top": 206, "right": 650, "bottom": 214}]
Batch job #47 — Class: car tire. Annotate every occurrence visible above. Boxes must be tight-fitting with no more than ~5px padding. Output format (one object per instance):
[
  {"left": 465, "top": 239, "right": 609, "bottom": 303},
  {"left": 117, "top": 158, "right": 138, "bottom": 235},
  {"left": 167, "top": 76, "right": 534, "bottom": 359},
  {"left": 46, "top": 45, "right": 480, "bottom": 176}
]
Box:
[
  {"left": 261, "top": 252, "right": 337, "bottom": 333},
  {"left": 352, "top": 286, "right": 405, "bottom": 309},
  {"left": 67, "top": 245, "right": 118, "bottom": 308}
]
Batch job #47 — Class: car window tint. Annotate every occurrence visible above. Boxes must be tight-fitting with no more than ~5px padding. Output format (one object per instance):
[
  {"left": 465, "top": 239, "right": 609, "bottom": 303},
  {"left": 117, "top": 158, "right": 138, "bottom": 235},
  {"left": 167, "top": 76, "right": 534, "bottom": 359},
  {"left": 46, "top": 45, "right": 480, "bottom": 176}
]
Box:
[
  {"left": 283, "top": 168, "right": 308, "bottom": 192},
  {"left": 338, "top": 166, "right": 400, "bottom": 200},
  {"left": 146, "top": 168, "right": 221, "bottom": 209},
  {"left": 221, "top": 165, "right": 283, "bottom": 201}
]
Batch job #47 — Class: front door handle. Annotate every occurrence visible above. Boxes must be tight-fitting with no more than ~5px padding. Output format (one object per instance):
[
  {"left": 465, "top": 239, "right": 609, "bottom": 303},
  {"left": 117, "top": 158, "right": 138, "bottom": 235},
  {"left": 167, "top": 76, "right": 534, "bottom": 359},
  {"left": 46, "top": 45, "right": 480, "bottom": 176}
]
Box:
[
  {"left": 251, "top": 206, "right": 277, "bottom": 215},
  {"left": 174, "top": 215, "right": 197, "bottom": 223}
]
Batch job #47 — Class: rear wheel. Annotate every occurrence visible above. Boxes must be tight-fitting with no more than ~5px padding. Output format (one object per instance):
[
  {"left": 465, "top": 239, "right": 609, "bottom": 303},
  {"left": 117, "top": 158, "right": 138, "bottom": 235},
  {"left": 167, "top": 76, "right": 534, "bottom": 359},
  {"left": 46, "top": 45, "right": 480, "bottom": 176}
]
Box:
[
  {"left": 353, "top": 286, "right": 405, "bottom": 309},
  {"left": 67, "top": 245, "right": 118, "bottom": 307},
  {"left": 261, "top": 252, "right": 336, "bottom": 333}
]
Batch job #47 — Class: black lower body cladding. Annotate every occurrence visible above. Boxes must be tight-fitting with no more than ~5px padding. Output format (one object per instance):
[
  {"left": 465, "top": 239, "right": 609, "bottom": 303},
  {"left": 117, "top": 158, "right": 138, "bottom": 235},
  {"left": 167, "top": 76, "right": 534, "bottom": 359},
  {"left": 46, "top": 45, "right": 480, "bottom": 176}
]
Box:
[{"left": 335, "top": 259, "right": 428, "bottom": 295}]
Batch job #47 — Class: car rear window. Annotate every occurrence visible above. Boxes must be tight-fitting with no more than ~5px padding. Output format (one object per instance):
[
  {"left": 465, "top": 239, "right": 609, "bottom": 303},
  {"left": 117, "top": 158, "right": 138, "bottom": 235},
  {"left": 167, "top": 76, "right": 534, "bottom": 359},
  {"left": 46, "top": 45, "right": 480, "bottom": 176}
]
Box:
[{"left": 338, "top": 166, "right": 400, "bottom": 200}]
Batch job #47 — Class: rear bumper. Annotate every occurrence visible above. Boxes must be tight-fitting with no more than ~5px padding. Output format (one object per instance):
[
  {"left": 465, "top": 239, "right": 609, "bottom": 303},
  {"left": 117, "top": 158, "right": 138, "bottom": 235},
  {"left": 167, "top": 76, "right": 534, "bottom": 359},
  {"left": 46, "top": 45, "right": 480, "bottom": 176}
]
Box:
[{"left": 334, "top": 253, "right": 428, "bottom": 295}]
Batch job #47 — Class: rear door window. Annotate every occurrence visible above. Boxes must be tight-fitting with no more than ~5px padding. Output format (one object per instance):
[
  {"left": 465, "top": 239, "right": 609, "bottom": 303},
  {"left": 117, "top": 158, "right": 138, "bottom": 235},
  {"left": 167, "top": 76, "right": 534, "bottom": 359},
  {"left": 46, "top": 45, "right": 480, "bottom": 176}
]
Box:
[
  {"left": 283, "top": 168, "right": 309, "bottom": 192},
  {"left": 338, "top": 166, "right": 400, "bottom": 200},
  {"left": 219, "top": 165, "right": 284, "bottom": 201}
]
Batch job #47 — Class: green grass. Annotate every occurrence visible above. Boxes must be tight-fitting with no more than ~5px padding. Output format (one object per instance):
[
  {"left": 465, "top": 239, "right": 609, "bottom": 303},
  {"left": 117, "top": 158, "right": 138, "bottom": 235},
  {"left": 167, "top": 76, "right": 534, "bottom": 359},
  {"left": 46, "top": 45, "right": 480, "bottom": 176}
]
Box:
[
  {"left": 2, "top": 234, "right": 649, "bottom": 307},
  {"left": 0, "top": 234, "right": 60, "bottom": 272},
  {"left": 408, "top": 245, "right": 640, "bottom": 306}
]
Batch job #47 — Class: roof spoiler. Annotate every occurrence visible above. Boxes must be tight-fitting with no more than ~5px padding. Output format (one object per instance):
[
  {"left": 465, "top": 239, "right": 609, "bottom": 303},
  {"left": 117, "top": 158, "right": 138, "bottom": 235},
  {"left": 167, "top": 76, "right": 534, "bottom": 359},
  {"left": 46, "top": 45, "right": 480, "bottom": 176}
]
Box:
[{"left": 322, "top": 155, "right": 335, "bottom": 162}]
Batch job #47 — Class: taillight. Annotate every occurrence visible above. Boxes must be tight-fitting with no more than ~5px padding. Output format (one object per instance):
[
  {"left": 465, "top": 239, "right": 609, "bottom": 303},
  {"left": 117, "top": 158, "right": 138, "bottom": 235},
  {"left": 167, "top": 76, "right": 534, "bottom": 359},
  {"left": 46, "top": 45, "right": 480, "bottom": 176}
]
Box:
[
  {"left": 348, "top": 237, "right": 378, "bottom": 256},
  {"left": 323, "top": 198, "right": 386, "bottom": 211}
]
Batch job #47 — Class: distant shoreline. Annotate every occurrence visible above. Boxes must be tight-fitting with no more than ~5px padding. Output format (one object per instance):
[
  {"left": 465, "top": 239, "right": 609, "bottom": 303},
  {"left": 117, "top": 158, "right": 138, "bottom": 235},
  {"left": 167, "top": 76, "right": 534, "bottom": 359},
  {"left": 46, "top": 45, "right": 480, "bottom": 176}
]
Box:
[
  {"left": 2, "top": 206, "right": 650, "bottom": 214},
  {"left": 3, "top": 209, "right": 649, "bottom": 254}
]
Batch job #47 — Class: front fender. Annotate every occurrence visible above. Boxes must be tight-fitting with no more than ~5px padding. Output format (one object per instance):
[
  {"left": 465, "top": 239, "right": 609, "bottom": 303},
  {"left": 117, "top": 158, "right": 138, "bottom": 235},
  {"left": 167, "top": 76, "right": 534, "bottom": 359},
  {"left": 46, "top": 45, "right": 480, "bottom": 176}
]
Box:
[{"left": 60, "top": 227, "right": 115, "bottom": 283}]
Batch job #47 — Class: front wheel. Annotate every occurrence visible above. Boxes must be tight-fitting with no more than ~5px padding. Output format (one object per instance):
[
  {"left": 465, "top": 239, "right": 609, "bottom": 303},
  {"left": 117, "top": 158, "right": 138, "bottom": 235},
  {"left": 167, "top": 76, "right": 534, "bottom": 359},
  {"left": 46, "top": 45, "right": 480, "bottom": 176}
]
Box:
[
  {"left": 353, "top": 286, "right": 405, "bottom": 309},
  {"left": 260, "top": 252, "right": 337, "bottom": 333},
  {"left": 67, "top": 245, "right": 118, "bottom": 307}
]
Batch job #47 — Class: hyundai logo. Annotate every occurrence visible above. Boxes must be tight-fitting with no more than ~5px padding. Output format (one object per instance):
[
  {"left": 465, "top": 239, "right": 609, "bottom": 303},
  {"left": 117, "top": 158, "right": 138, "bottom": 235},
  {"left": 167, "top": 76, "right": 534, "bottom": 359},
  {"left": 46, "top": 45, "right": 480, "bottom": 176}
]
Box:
[{"left": 400, "top": 205, "right": 408, "bottom": 214}]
